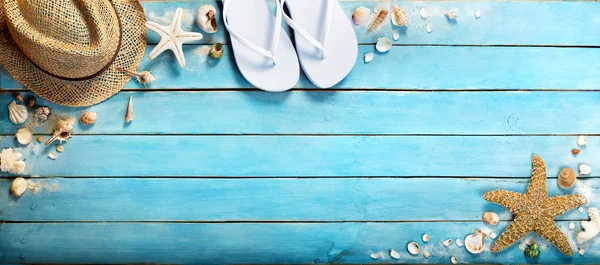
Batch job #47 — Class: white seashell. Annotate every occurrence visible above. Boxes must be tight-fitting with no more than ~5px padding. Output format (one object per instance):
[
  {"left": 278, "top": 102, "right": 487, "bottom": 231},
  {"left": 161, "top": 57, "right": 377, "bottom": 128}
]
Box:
[
  {"left": 45, "top": 118, "right": 76, "bottom": 146},
  {"left": 475, "top": 11, "right": 482, "bottom": 18},
  {"left": 464, "top": 230, "right": 487, "bottom": 254},
  {"left": 483, "top": 211, "right": 500, "bottom": 225},
  {"left": 450, "top": 256, "right": 458, "bottom": 264},
  {"left": 196, "top": 4, "right": 218, "bottom": 33},
  {"left": 56, "top": 144, "right": 64, "bottom": 153},
  {"left": 578, "top": 135, "right": 587, "bottom": 146},
  {"left": 47, "top": 152, "right": 57, "bottom": 160},
  {"left": 577, "top": 207, "right": 600, "bottom": 243},
  {"left": 426, "top": 23, "right": 433, "bottom": 33},
  {"left": 391, "top": 5, "right": 408, "bottom": 27},
  {"left": 373, "top": 7, "right": 380, "bottom": 14},
  {"left": 8, "top": 100, "right": 28, "bottom": 125},
  {"left": 579, "top": 249, "right": 585, "bottom": 255},
  {"left": 79, "top": 111, "right": 97, "bottom": 125},
  {"left": 407, "top": 242, "right": 420, "bottom": 255},
  {"left": 393, "top": 32, "right": 400, "bottom": 41},
  {"left": 442, "top": 239, "right": 452, "bottom": 247},
  {"left": 423, "top": 250, "right": 430, "bottom": 259},
  {"left": 569, "top": 222, "right": 575, "bottom": 229},
  {"left": 579, "top": 207, "right": 585, "bottom": 213},
  {"left": 490, "top": 232, "right": 497, "bottom": 239},
  {"left": 579, "top": 164, "right": 592, "bottom": 175},
  {"left": 455, "top": 239, "right": 464, "bottom": 247},
  {"left": 420, "top": 8, "right": 429, "bottom": 19},
  {"left": 422, "top": 233, "right": 430, "bottom": 242},
  {"left": 364, "top": 53, "right": 374, "bottom": 63},
  {"left": 15, "top": 127, "right": 33, "bottom": 145},
  {"left": 376, "top": 38, "right": 392, "bottom": 53},
  {"left": 369, "top": 253, "right": 379, "bottom": 259},
  {"left": 11, "top": 177, "right": 27, "bottom": 197},
  {"left": 389, "top": 249, "right": 400, "bottom": 259},
  {"left": 444, "top": 9, "right": 459, "bottom": 20},
  {"left": 352, "top": 7, "right": 371, "bottom": 26}
]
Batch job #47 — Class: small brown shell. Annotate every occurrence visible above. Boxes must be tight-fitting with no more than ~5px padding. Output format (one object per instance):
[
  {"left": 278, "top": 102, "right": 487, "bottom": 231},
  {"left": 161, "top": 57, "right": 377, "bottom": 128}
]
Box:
[
  {"left": 558, "top": 167, "right": 576, "bottom": 189},
  {"left": 79, "top": 111, "right": 97, "bottom": 125},
  {"left": 482, "top": 211, "right": 499, "bottom": 225}
]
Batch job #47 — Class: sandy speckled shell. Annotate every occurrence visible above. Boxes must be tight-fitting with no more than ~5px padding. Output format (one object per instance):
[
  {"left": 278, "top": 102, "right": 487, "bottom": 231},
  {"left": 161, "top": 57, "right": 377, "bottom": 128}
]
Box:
[
  {"left": 558, "top": 167, "right": 576, "bottom": 189},
  {"left": 8, "top": 100, "right": 28, "bottom": 125},
  {"left": 79, "top": 111, "right": 97, "bottom": 125},
  {"left": 482, "top": 211, "right": 500, "bottom": 225}
]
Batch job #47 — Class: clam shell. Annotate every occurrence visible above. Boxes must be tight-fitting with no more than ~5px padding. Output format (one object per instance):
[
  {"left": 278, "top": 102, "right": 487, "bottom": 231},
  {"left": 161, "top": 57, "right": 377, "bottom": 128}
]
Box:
[
  {"left": 376, "top": 38, "right": 392, "bottom": 53},
  {"left": 423, "top": 250, "right": 430, "bottom": 259},
  {"left": 407, "top": 242, "right": 420, "bottom": 255},
  {"left": 15, "top": 127, "right": 33, "bottom": 145},
  {"left": 352, "top": 7, "right": 371, "bottom": 26},
  {"left": 389, "top": 249, "right": 400, "bottom": 259},
  {"left": 422, "top": 233, "right": 430, "bottom": 242},
  {"left": 450, "top": 256, "right": 458, "bottom": 264},
  {"left": 391, "top": 5, "right": 408, "bottom": 27},
  {"left": 579, "top": 164, "right": 592, "bottom": 175},
  {"left": 420, "top": 8, "right": 429, "bottom": 19},
  {"left": 79, "top": 111, "right": 97, "bottom": 125},
  {"left": 442, "top": 239, "right": 452, "bottom": 247},
  {"left": 482, "top": 211, "right": 499, "bottom": 225},
  {"left": 578, "top": 135, "right": 587, "bottom": 146},
  {"left": 475, "top": 11, "right": 482, "bottom": 18},
  {"left": 8, "top": 100, "right": 28, "bottom": 125},
  {"left": 364, "top": 53, "right": 374, "bottom": 63},
  {"left": 11, "top": 177, "right": 27, "bottom": 197},
  {"left": 465, "top": 230, "right": 486, "bottom": 254},
  {"left": 558, "top": 167, "right": 576, "bottom": 189},
  {"left": 56, "top": 144, "right": 64, "bottom": 153}
]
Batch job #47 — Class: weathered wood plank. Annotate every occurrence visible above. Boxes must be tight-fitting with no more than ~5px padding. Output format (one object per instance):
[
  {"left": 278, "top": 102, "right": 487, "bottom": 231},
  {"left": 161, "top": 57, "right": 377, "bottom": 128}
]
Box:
[
  {"left": 0, "top": 178, "right": 593, "bottom": 222},
  {"left": 2, "top": 136, "right": 597, "bottom": 177},
  {"left": 0, "top": 221, "right": 592, "bottom": 264},
  {"left": 3, "top": 46, "right": 600, "bottom": 89},
  {"left": 2, "top": 91, "right": 600, "bottom": 135}
]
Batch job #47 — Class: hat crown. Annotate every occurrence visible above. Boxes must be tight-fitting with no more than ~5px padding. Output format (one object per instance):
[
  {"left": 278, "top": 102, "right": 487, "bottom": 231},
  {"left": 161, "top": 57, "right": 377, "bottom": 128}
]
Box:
[{"left": 2, "top": 0, "right": 121, "bottom": 79}]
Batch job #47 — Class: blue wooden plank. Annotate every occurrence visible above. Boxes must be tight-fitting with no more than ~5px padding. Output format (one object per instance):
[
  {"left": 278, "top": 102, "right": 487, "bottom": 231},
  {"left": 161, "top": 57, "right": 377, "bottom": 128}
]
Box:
[
  {"left": 1, "top": 136, "right": 598, "bottom": 177},
  {"left": 0, "top": 178, "right": 593, "bottom": 221},
  {"left": 0, "top": 221, "right": 593, "bottom": 264},
  {"left": 2, "top": 91, "right": 600, "bottom": 135},
  {"left": 3, "top": 46, "right": 600, "bottom": 89}
]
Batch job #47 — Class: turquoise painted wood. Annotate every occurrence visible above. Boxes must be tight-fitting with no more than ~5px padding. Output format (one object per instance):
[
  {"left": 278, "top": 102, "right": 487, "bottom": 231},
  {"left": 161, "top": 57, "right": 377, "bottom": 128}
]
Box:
[
  {"left": 0, "top": 222, "right": 595, "bottom": 264},
  {"left": 3, "top": 91, "right": 600, "bottom": 135},
  {"left": 0, "top": 136, "right": 598, "bottom": 177},
  {"left": 3, "top": 46, "right": 600, "bottom": 90},
  {"left": 0, "top": 178, "right": 594, "bottom": 221}
]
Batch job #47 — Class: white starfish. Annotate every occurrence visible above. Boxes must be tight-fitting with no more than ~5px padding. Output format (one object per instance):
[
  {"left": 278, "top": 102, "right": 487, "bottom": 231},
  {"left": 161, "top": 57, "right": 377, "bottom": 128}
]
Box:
[{"left": 146, "top": 8, "right": 203, "bottom": 67}]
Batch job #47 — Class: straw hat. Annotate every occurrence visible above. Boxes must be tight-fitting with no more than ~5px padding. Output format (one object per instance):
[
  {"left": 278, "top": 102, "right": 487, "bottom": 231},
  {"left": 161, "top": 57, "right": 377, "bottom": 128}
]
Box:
[{"left": 0, "top": 0, "right": 147, "bottom": 106}]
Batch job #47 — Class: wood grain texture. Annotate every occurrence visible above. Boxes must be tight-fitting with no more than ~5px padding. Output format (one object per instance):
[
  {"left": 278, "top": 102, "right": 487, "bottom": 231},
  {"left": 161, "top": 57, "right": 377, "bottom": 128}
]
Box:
[
  {"left": 0, "top": 178, "right": 594, "bottom": 222},
  {"left": 2, "top": 91, "right": 600, "bottom": 135},
  {"left": 1, "top": 136, "right": 597, "bottom": 177},
  {"left": 0, "top": 221, "right": 594, "bottom": 264},
  {"left": 3, "top": 46, "right": 600, "bottom": 89}
]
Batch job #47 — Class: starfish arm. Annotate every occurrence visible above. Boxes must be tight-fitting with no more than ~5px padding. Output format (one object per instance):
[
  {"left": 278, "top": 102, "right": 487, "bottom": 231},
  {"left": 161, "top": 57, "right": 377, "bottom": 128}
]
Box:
[
  {"left": 175, "top": 32, "right": 204, "bottom": 42},
  {"left": 544, "top": 194, "right": 587, "bottom": 218},
  {"left": 526, "top": 155, "right": 547, "bottom": 201},
  {"left": 484, "top": 190, "right": 526, "bottom": 214},
  {"left": 171, "top": 8, "right": 183, "bottom": 33},
  {"left": 148, "top": 39, "right": 174, "bottom": 60},
  {"left": 491, "top": 214, "right": 534, "bottom": 252},
  {"left": 174, "top": 42, "right": 185, "bottom": 67},
  {"left": 535, "top": 217, "right": 574, "bottom": 256}
]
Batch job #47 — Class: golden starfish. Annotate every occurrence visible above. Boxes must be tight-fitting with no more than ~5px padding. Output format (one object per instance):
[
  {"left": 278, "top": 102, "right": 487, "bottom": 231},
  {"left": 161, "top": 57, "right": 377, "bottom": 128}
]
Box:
[{"left": 484, "top": 155, "right": 587, "bottom": 256}]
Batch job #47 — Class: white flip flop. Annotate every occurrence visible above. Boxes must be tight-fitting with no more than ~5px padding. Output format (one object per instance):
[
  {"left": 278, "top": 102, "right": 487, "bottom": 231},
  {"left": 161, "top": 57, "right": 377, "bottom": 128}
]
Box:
[
  {"left": 280, "top": 0, "right": 358, "bottom": 88},
  {"left": 223, "top": 0, "right": 300, "bottom": 92}
]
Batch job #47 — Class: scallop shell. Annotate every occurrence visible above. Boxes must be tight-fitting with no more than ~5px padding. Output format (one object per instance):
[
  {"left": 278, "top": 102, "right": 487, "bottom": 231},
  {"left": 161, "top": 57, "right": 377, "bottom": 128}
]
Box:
[
  {"left": 376, "top": 38, "right": 392, "bottom": 53},
  {"left": 364, "top": 53, "right": 374, "bottom": 63},
  {"left": 11, "top": 177, "right": 27, "bottom": 197},
  {"left": 196, "top": 4, "right": 218, "bottom": 33},
  {"left": 558, "top": 167, "right": 576, "bottom": 189},
  {"left": 15, "top": 127, "right": 33, "bottom": 145},
  {"left": 407, "top": 242, "right": 420, "bottom": 255},
  {"left": 482, "top": 211, "right": 500, "bottom": 225},
  {"left": 79, "top": 111, "right": 97, "bottom": 125},
  {"left": 352, "top": 7, "right": 371, "bottom": 26},
  {"left": 578, "top": 135, "right": 587, "bottom": 146},
  {"left": 422, "top": 233, "right": 430, "bottom": 242},
  {"left": 442, "top": 239, "right": 452, "bottom": 247},
  {"left": 389, "top": 249, "right": 400, "bottom": 259},
  {"left": 580, "top": 164, "right": 592, "bottom": 175},
  {"left": 465, "top": 230, "right": 486, "bottom": 254},
  {"left": 8, "top": 100, "right": 28, "bottom": 125},
  {"left": 45, "top": 118, "right": 75, "bottom": 146},
  {"left": 391, "top": 5, "right": 408, "bottom": 27}
]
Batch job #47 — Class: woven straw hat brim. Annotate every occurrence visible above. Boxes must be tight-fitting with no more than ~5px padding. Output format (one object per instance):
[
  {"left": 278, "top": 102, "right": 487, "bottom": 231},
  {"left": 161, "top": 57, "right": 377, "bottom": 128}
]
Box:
[{"left": 0, "top": 0, "right": 147, "bottom": 107}]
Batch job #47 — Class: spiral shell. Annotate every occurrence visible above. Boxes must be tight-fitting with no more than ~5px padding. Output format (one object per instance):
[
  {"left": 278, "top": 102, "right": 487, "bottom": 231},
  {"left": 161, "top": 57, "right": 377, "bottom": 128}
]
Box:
[
  {"left": 79, "top": 111, "right": 97, "bottom": 125},
  {"left": 558, "top": 167, "right": 576, "bottom": 189},
  {"left": 482, "top": 211, "right": 499, "bottom": 225},
  {"left": 368, "top": 9, "right": 389, "bottom": 33},
  {"left": 8, "top": 100, "right": 28, "bottom": 125},
  {"left": 45, "top": 118, "right": 75, "bottom": 146},
  {"left": 391, "top": 5, "right": 408, "bottom": 27}
]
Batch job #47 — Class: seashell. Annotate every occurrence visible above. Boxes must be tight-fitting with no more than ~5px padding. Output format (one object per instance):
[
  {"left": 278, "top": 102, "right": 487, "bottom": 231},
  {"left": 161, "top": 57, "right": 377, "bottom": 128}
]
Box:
[
  {"left": 577, "top": 207, "right": 600, "bottom": 243},
  {"left": 368, "top": 9, "right": 389, "bottom": 33},
  {"left": 376, "top": 37, "right": 392, "bottom": 53},
  {"left": 464, "top": 230, "right": 487, "bottom": 254},
  {"left": 369, "top": 253, "right": 379, "bottom": 259},
  {"left": 15, "top": 127, "right": 33, "bottom": 145},
  {"left": 579, "top": 207, "right": 585, "bottom": 212},
  {"left": 13, "top": 92, "right": 23, "bottom": 102},
  {"left": 8, "top": 100, "right": 28, "bottom": 125},
  {"left": 33, "top": 106, "right": 51, "bottom": 122},
  {"left": 455, "top": 239, "right": 464, "bottom": 247},
  {"left": 407, "top": 242, "right": 420, "bottom": 255},
  {"left": 209, "top": 43, "right": 224, "bottom": 59},
  {"left": 426, "top": 23, "right": 433, "bottom": 33},
  {"left": 578, "top": 135, "right": 587, "bottom": 146},
  {"left": 393, "top": 32, "right": 399, "bottom": 41},
  {"left": 444, "top": 9, "right": 459, "bottom": 20},
  {"left": 579, "top": 164, "right": 592, "bottom": 175},
  {"left": 120, "top": 68, "right": 156, "bottom": 88},
  {"left": 420, "top": 8, "right": 429, "bottom": 19},
  {"left": 573, "top": 148, "right": 580, "bottom": 155},
  {"left": 352, "top": 7, "right": 371, "bottom": 26},
  {"left": 45, "top": 118, "right": 75, "bottom": 146},
  {"left": 197, "top": 4, "right": 218, "bottom": 33},
  {"left": 482, "top": 211, "right": 500, "bottom": 225},
  {"left": 558, "top": 167, "right": 576, "bottom": 189},
  {"left": 450, "top": 256, "right": 458, "bottom": 264},
  {"left": 11, "top": 177, "right": 27, "bottom": 197},
  {"left": 422, "top": 233, "right": 430, "bottom": 242},
  {"left": 579, "top": 249, "right": 585, "bottom": 256},
  {"left": 475, "top": 11, "right": 482, "bottom": 18},
  {"left": 442, "top": 239, "right": 452, "bottom": 247},
  {"left": 47, "top": 152, "right": 57, "bottom": 160},
  {"left": 490, "top": 232, "right": 497, "bottom": 239},
  {"left": 79, "top": 111, "right": 97, "bottom": 125},
  {"left": 364, "top": 53, "right": 374, "bottom": 63},
  {"left": 423, "top": 250, "right": 430, "bottom": 259},
  {"left": 569, "top": 222, "right": 575, "bottom": 229},
  {"left": 391, "top": 5, "right": 408, "bottom": 27},
  {"left": 27, "top": 95, "right": 36, "bottom": 109},
  {"left": 389, "top": 249, "right": 400, "bottom": 259},
  {"left": 126, "top": 96, "right": 134, "bottom": 123},
  {"left": 524, "top": 241, "right": 540, "bottom": 258},
  {"left": 37, "top": 135, "right": 44, "bottom": 143},
  {"left": 56, "top": 144, "right": 64, "bottom": 153}
]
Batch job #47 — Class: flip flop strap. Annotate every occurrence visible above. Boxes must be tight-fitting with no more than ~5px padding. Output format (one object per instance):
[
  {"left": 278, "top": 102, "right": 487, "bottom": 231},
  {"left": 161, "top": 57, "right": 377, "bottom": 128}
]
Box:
[
  {"left": 279, "top": 0, "right": 332, "bottom": 59},
  {"left": 223, "top": 0, "right": 282, "bottom": 65}
]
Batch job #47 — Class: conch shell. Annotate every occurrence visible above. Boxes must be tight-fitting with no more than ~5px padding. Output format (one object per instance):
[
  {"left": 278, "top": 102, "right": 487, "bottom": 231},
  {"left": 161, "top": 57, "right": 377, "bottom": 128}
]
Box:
[
  {"left": 45, "top": 117, "right": 75, "bottom": 146},
  {"left": 8, "top": 100, "right": 28, "bottom": 125},
  {"left": 368, "top": 9, "right": 388, "bottom": 33},
  {"left": 391, "top": 5, "right": 408, "bottom": 27},
  {"left": 196, "top": 4, "right": 218, "bottom": 33}
]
